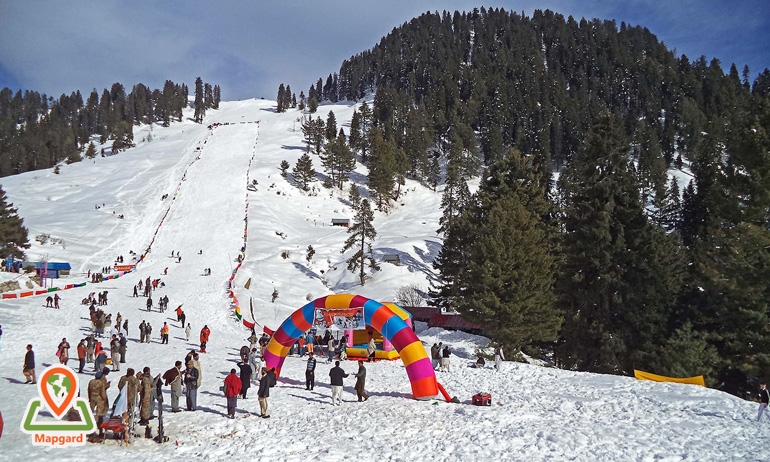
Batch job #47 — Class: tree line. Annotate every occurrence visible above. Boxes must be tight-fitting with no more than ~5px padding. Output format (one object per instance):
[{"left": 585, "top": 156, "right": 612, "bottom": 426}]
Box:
[{"left": 0, "top": 78, "right": 221, "bottom": 177}]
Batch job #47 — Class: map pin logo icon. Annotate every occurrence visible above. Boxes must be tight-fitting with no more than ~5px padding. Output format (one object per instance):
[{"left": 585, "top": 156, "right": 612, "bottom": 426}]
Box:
[{"left": 38, "top": 365, "right": 78, "bottom": 419}]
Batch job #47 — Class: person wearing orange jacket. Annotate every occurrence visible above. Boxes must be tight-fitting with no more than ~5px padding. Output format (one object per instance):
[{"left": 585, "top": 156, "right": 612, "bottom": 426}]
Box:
[
  {"left": 200, "top": 325, "right": 211, "bottom": 352},
  {"left": 223, "top": 368, "right": 242, "bottom": 419},
  {"left": 77, "top": 339, "right": 87, "bottom": 373},
  {"left": 161, "top": 322, "right": 170, "bottom": 344}
]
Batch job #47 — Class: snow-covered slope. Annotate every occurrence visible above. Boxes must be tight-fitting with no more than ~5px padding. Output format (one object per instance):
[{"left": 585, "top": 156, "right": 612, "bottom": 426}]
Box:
[{"left": 0, "top": 99, "right": 762, "bottom": 461}]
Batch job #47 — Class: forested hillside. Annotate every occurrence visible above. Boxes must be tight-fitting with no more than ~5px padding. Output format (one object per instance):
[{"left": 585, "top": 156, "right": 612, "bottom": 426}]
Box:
[
  {"left": 300, "top": 8, "right": 770, "bottom": 391},
  {"left": 0, "top": 79, "right": 221, "bottom": 176}
]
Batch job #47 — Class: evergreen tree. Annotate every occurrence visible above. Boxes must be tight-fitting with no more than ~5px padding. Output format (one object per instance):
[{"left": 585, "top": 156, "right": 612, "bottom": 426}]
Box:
[
  {"left": 367, "top": 127, "right": 399, "bottom": 211},
  {"left": 348, "top": 182, "right": 362, "bottom": 209},
  {"left": 193, "top": 77, "right": 205, "bottom": 123},
  {"left": 0, "top": 186, "right": 29, "bottom": 259},
  {"left": 357, "top": 102, "right": 373, "bottom": 163},
  {"left": 277, "top": 84, "right": 286, "bottom": 113},
  {"left": 449, "top": 150, "right": 562, "bottom": 348},
  {"left": 325, "top": 111, "right": 337, "bottom": 141},
  {"left": 300, "top": 116, "right": 325, "bottom": 155},
  {"left": 320, "top": 133, "right": 356, "bottom": 189},
  {"left": 341, "top": 198, "right": 379, "bottom": 285},
  {"left": 279, "top": 160, "right": 290, "bottom": 177},
  {"left": 292, "top": 152, "right": 317, "bottom": 191},
  {"left": 84, "top": 141, "right": 97, "bottom": 159},
  {"left": 308, "top": 97, "right": 319, "bottom": 114},
  {"left": 556, "top": 114, "right": 683, "bottom": 374}
]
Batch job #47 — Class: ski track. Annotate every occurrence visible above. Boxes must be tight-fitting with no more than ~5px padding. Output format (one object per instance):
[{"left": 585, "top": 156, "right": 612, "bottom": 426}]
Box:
[{"left": 0, "top": 99, "right": 765, "bottom": 461}]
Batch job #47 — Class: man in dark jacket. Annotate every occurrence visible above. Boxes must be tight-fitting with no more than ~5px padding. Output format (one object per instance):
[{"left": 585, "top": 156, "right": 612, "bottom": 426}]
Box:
[
  {"left": 237, "top": 361, "right": 252, "bottom": 399},
  {"left": 305, "top": 352, "right": 317, "bottom": 390},
  {"left": 431, "top": 343, "right": 440, "bottom": 370},
  {"left": 257, "top": 367, "right": 270, "bottom": 418},
  {"left": 183, "top": 360, "right": 199, "bottom": 411},
  {"left": 118, "top": 333, "right": 127, "bottom": 363},
  {"left": 23, "top": 344, "right": 36, "bottom": 384},
  {"left": 329, "top": 360, "right": 348, "bottom": 406}
]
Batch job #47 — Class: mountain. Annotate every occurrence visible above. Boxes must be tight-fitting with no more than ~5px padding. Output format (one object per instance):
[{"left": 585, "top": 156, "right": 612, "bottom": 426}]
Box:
[{"left": 0, "top": 99, "right": 762, "bottom": 460}]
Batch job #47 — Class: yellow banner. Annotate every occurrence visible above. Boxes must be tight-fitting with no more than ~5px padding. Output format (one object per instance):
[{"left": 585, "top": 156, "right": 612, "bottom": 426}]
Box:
[{"left": 634, "top": 370, "right": 705, "bottom": 387}]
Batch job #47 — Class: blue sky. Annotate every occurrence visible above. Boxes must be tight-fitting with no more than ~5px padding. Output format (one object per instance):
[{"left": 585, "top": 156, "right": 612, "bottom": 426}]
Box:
[{"left": 0, "top": 1, "right": 767, "bottom": 101}]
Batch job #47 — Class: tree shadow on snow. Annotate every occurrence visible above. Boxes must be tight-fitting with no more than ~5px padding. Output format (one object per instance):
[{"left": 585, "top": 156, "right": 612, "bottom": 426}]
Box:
[
  {"left": 286, "top": 392, "right": 330, "bottom": 405},
  {"left": 281, "top": 145, "right": 305, "bottom": 151},
  {"left": 291, "top": 262, "right": 323, "bottom": 282}
]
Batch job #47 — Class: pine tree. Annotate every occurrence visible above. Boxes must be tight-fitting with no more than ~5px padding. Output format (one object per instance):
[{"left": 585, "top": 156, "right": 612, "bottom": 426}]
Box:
[
  {"left": 292, "top": 152, "right": 316, "bottom": 191},
  {"left": 357, "top": 102, "right": 373, "bottom": 163},
  {"left": 308, "top": 97, "right": 318, "bottom": 114},
  {"left": 279, "top": 160, "right": 290, "bottom": 177},
  {"left": 193, "top": 77, "right": 205, "bottom": 123},
  {"left": 556, "top": 114, "right": 683, "bottom": 374},
  {"left": 341, "top": 198, "right": 379, "bottom": 285},
  {"left": 0, "top": 186, "right": 29, "bottom": 259},
  {"left": 277, "top": 84, "right": 286, "bottom": 113},
  {"left": 367, "top": 127, "right": 399, "bottom": 211},
  {"left": 300, "top": 116, "right": 325, "bottom": 155},
  {"left": 320, "top": 133, "right": 356, "bottom": 189},
  {"left": 325, "top": 111, "right": 337, "bottom": 141},
  {"left": 84, "top": 141, "right": 97, "bottom": 159},
  {"left": 348, "top": 183, "right": 362, "bottom": 209}
]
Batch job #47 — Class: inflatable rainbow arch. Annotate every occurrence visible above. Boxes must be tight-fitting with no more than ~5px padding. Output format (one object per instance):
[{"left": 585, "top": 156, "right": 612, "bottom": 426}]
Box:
[{"left": 264, "top": 294, "right": 439, "bottom": 399}]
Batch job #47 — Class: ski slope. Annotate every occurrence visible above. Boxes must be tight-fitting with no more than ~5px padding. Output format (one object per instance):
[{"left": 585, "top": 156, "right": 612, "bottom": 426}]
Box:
[{"left": 0, "top": 99, "right": 764, "bottom": 461}]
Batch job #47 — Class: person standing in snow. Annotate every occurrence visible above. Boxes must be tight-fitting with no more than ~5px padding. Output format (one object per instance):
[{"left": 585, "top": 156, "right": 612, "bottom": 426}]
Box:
[
  {"left": 306, "top": 352, "right": 317, "bottom": 390},
  {"left": 431, "top": 343, "right": 441, "bottom": 370},
  {"left": 440, "top": 345, "right": 451, "bottom": 372},
  {"left": 494, "top": 345, "right": 505, "bottom": 371},
  {"left": 327, "top": 336, "right": 336, "bottom": 363},
  {"left": 329, "top": 360, "right": 349, "bottom": 406},
  {"left": 224, "top": 368, "right": 242, "bottom": 419},
  {"left": 367, "top": 336, "right": 376, "bottom": 362},
  {"left": 257, "top": 367, "right": 271, "bottom": 418},
  {"left": 183, "top": 359, "right": 199, "bottom": 411},
  {"left": 23, "top": 344, "right": 36, "bottom": 384},
  {"left": 758, "top": 383, "right": 770, "bottom": 421},
  {"left": 161, "top": 322, "right": 170, "bottom": 344},
  {"left": 109, "top": 335, "right": 120, "bottom": 371},
  {"left": 57, "top": 338, "right": 70, "bottom": 365},
  {"left": 185, "top": 323, "right": 192, "bottom": 341},
  {"left": 249, "top": 348, "right": 260, "bottom": 382},
  {"left": 77, "top": 339, "right": 87, "bottom": 373},
  {"left": 353, "top": 360, "right": 369, "bottom": 402},
  {"left": 200, "top": 325, "right": 211, "bottom": 352},
  {"left": 163, "top": 361, "right": 183, "bottom": 413},
  {"left": 238, "top": 360, "right": 252, "bottom": 399},
  {"left": 119, "top": 332, "right": 127, "bottom": 363}
]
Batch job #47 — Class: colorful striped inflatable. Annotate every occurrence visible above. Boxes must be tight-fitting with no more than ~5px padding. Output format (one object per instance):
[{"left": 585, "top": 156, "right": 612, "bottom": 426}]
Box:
[{"left": 264, "top": 294, "right": 439, "bottom": 400}]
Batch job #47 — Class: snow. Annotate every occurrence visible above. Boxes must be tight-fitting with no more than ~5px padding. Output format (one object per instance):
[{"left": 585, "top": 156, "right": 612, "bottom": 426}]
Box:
[{"left": 0, "top": 99, "right": 764, "bottom": 461}]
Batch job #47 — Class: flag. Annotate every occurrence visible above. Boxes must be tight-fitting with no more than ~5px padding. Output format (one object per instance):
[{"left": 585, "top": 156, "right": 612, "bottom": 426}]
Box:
[
  {"left": 111, "top": 383, "right": 127, "bottom": 417},
  {"left": 244, "top": 278, "right": 251, "bottom": 290}
]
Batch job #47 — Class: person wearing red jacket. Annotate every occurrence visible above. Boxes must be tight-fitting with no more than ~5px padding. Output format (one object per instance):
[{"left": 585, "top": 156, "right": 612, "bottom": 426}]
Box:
[
  {"left": 200, "top": 325, "right": 211, "bottom": 352},
  {"left": 223, "top": 368, "right": 242, "bottom": 419}
]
